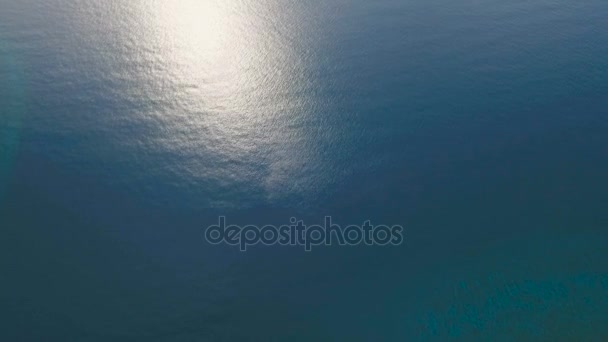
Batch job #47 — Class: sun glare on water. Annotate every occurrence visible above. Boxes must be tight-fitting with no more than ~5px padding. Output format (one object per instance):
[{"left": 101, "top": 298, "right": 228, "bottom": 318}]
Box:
[{"left": 131, "top": 0, "right": 328, "bottom": 206}]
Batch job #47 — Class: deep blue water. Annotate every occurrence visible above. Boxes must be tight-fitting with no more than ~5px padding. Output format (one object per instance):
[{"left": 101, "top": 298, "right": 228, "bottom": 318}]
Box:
[{"left": 1, "top": 0, "right": 608, "bottom": 340}]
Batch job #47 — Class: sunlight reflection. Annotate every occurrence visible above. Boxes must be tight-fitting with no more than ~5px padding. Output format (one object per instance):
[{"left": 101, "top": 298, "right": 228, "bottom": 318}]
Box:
[{"left": 144, "top": 0, "right": 325, "bottom": 206}]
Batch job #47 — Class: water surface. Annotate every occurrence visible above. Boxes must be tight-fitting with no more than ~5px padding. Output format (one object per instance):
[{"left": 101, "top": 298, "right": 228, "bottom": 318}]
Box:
[{"left": 1, "top": 0, "right": 608, "bottom": 340}]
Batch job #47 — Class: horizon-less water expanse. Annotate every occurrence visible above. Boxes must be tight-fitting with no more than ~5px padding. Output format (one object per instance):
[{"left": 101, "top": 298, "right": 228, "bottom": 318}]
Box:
[{"left": 1, "top": 0, "right": 608, "bottom": 340}]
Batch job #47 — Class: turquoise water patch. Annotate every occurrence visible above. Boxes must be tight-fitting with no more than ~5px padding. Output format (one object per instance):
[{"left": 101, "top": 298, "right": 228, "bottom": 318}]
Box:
[
  {"left": 0, "top": 40, "right": 25, "bottom": 202},
  {"left": 409, "top": 231, "right": 608, "bottom": 341}
]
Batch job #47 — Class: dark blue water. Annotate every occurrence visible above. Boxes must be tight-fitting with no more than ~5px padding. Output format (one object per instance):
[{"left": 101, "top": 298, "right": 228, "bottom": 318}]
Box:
[{"left": 2, "top": 0, "right": 608, "bottom": 340}]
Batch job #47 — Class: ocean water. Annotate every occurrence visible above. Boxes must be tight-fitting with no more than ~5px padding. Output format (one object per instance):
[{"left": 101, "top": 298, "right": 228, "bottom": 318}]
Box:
[{"left": 1, "top": 0, "right": 608, "bottom": 340}]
